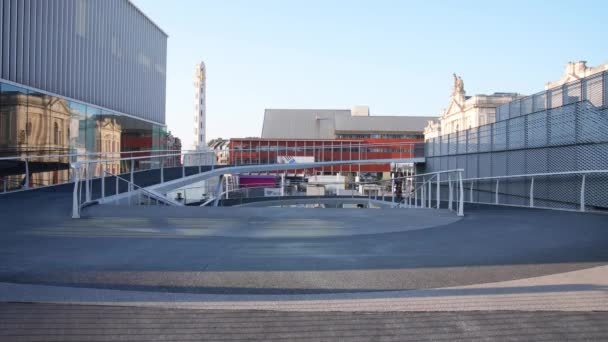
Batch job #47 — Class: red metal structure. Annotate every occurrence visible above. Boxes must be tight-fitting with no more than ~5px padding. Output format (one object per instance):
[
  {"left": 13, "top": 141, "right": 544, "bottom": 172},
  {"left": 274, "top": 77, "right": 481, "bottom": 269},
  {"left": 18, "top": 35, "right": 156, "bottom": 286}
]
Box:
[{"left": 229, "top": 138, "right": 422, "bottom": 174}]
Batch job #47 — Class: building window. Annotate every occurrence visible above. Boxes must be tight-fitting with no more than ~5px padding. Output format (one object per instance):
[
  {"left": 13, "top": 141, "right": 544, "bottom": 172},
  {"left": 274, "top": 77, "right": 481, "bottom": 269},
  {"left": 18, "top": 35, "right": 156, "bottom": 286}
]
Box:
[{"left": 53, "top": 123, "right": 59, "bottom": 145}]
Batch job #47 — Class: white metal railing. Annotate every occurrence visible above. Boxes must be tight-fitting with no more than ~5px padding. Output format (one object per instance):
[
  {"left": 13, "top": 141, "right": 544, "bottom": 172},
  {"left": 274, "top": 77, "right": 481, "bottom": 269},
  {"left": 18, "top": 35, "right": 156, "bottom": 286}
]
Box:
[
  {"left": 71, "top": 167, "right": 180, "bottom": 218},
  {"left": 401, "top": 169, "right": 465, "bottom": 217},
  {"left": 461, "top": 170, "right": 608, "bottom": 212},
  {"left": 0, "top": 141, "right": 422, "bottom": 195}
]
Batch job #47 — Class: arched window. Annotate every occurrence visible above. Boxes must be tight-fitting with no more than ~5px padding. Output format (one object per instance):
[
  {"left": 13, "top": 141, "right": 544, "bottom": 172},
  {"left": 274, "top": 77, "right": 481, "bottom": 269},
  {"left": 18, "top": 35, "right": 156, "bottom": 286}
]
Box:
[{"left": 53, "top": 122, "right": 59, "bottom": 145}]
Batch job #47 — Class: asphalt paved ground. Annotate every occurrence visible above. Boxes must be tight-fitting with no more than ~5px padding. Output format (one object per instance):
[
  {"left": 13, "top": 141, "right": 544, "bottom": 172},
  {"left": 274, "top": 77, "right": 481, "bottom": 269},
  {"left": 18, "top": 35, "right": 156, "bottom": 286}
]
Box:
[
  {"left": 1, "top": 303, "right": 607, "bottom": 342},
  {"left": 1, "top": 191, "right": 607, "bottom": 294}
]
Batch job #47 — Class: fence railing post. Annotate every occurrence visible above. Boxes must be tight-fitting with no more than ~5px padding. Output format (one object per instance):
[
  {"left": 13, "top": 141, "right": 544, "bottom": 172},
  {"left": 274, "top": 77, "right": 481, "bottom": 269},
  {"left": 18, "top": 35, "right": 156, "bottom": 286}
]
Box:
[
  {"left": 495, "top": 179, "right": 500, "bottom": 204},
  {"left": 85, "top": 162, "right": 91, "bottom": 203},
  {"left": 428, "top": 178, "right": 432, "bottom": 208},
  {"left": 470, "top": 181, "right": 473, "bottom": 203},
  {"left": 580, "top": 174, "right": 586, "bottom": 212},
  {"left": 24, "top": 160, "right": 30, "bottom": 190},
  {"left": 448, "top": 175, "right": 453, "bottom": 211},
  {"left": 130, "top": 159, "right": 134, "bottom": 184},
  {"left": 101, "top": 170, "right": 105, "bottom": 199},
  {"left": 529, "top": 177, "right": 534, "bottom": 208},
  {"left": 414, "top": 185, "right": 418, "bottom": 208},
  {"left": 421, "top": 178, "right": 425, "bottom": 208},
  {"left": 458, "top": 171, "right": 464, "bottom": 217},
  {"left": 436, "top": 174, "right": 440, "bottom": 209},
  {"left": 71, "top": 166, "right": 81, "bottom": 219},
  {"left": 160, "top": 157, "right": 164, "bottom": 183}
]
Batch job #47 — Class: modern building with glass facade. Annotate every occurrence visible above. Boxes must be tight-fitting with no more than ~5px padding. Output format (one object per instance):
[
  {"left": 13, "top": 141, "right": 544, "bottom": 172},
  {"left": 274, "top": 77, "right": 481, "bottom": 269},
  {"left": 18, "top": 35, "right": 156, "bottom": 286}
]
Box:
[{"left": 0, "top": 0, "right": 168, "bottom": 189}]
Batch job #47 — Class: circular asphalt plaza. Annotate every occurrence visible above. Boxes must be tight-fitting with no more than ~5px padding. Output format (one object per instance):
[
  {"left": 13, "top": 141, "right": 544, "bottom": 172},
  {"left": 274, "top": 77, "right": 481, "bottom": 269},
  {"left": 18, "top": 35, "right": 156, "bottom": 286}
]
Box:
[
  {"left": 1, "top": 191, "right": 608, "bottom": 341},
  {"left": 0, "top": 192, "right": 607, "bottom": 295}
]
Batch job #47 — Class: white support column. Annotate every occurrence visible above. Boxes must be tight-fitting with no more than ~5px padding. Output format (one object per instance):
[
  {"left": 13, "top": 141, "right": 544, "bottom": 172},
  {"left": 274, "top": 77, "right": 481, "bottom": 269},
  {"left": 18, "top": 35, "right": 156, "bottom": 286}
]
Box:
[
  {"left": 428, "top": 178, "right": 432, "bottom": 208},
  {"left": 213, "top": 175, "right": 223, "bottom": 207},
  {"left": 101, "top": 169, "right": 105, "bottom": 199},
  {"left": 24, "top": 160, "right": 30, "bottom": 190},
  {"left": 280, "top": 173, "right": 285, "bottom": 196},
  {"left": 580, "top": 174, "right": 586, "bottom": 212},
  {"left": 458, "top": 171, "right": 464, "bottom": 217},
  {"left": 470, "top": 181, "right": 473, "bottom": 203},
  {"left": 130, "top": 159, "right": 134, "bottom": 184},
  {"left": 71, "top": 166, "right": 81, "bottom": 219},
  {"left": 495, "top": 179, "right": 500, "bottom": 204},
  {"left": 448, "top": 175, "right": 453, "bottom": 211},
  {"left": 421, "top": 178, "right": 425, "bottom": 208},
  {"left": 85, "top": 163, "right": 91, "bottom": 203},
  {"left": 436, "top": 174, "right": 440, "bottom": 209},
  {"left": 414, "top": 186, "right": 418, "bottom": 208},
  {"left": 529, "top": 177, "right": 534, "bottom": 208},
  {"left": 160, "top": 158, "right": 164, "bottom": 183},
  {"left": 115, "top": 173, "right": 119, "bottom": 196},
  {"left": 198, "top": 152, "right": 202, "bottom": 174},
  {"left": 391, "top": 173, "right": 395, "bottom": 205}
]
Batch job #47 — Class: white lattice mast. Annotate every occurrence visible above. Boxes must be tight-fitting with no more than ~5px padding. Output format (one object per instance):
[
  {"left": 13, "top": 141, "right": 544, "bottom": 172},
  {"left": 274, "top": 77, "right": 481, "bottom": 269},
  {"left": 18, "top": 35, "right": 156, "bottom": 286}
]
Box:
[{"left": 194, "top": 61, "right": 206, "bottom": 150}]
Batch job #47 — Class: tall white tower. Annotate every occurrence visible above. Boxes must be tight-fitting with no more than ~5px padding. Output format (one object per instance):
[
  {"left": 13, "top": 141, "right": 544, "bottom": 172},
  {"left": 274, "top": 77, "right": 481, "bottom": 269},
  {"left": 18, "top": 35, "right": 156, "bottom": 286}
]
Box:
[{"left": 193, "top": 61, "right": 206, "bottom": 149}]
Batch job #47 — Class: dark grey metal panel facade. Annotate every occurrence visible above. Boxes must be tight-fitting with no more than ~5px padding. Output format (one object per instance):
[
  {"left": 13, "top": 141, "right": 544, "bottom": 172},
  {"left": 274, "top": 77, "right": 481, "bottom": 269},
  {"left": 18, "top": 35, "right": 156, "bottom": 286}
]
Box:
[{"left": 0, "top": 0, "right": 167, "bottom": 124}]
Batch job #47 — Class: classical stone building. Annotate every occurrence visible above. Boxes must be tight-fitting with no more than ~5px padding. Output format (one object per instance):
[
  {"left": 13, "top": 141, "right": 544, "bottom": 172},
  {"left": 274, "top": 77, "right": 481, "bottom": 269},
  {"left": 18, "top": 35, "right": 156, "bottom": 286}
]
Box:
[
  {"left": 545, "top": 61, "right": 608, "bottom": 89},
  {"left": 424, "top": 74, "right": 521, "bottom": 140}
]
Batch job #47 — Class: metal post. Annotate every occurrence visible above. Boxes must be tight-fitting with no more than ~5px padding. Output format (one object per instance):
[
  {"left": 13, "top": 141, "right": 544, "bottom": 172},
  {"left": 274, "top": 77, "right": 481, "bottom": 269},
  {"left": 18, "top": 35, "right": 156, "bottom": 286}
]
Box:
[
  {"left": 213, "top": 175, "right": 223, "bottom": 207},
  {"left": 448, "top": 175, "right": 453, "bottom": 211},
  {"left": 580, "top": 174, "right": 586, "bottom": 212},
  {"left": 160, "top": 157, "right": 164, "bottom": 183},
  {"left": 495, "top": 179, "right": 499, "bottom": 205},
  {"left": 101, "top": 170, "right": 105, "bottom": 199},
  {"left": 280, "top": 173, "right": 285, "bottom": 196},
  {"left": 24, "top": 160, "right": 30, "bottom": 190},
  {"left": 470, "top": 181, "right": 473, "bottom": 203},
  {"left": 182, "top": 161, "right": 186, "bottom": 178},
  {"left": 428, "top": 178, "right": 432, "bottom": 208},
  {"left": 115, "top": 173, "right": 119, "bottom": 196},
  {"left": 130, "top": 159, "right": 134, "bottom": 184},
  {"left": 85, "top": 163, "right": 91, "bottom": 202},
  {"left": 421, "top": 177, "right": 425, "bottom": 208},
  {"left": 529, "top": 177, "right": 534, "bottom": 208},
  {"left": 436, "top": 174, "right": 440, "bottom": 209},
  {"left": 414, "top": 185, "right": 418, "bottom": 208},
  {"left": 458, "top": 171, "right": 464, "bottom": 217},
  {"left": 71, "top": 166, "right": 81, "bottom": 219},
  {"left": 391, "top": 173, "right": 395, "bottom": 205},
  {"left": 198, "top": 152, "right": 202, "bottom": 174}
]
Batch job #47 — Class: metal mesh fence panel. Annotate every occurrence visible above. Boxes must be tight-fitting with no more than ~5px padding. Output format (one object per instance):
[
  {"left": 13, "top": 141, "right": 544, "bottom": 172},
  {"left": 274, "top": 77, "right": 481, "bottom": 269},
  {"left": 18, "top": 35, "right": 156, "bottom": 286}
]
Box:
[
  {"left": 526, "top": 111, "right": 547, "bottom": 148},
  {"left": 549, "top": 105, "right": 576, "bottom": 146},
  {"left": 550, "top": 88, "right": 563, "bottom": 108},
  {"left": 585, "top": 74, "right": 603, "bottom": 108},
  {"left": 510, "top": 99, "right": 521, "bottom": 118},
  {"left": 508, "top": 116, "right": 526, "bottom": 149},
  {"left": 492, "top": 121, "right": 507, "bottom": 151},
  {"left": 533, "top": 92, "right": 547, "bottom": 112},
  {"left": 565, "top": 81, "right": 582, "bottom": 105},
  {"left": 448, "top": 133, "right": 457, "bottom": 155}
]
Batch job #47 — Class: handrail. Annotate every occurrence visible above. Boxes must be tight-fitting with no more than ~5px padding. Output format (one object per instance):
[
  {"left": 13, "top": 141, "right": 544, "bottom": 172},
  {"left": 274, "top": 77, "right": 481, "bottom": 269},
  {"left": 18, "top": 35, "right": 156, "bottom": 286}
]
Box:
[
  {"left": 102, "top": 170, "right": 176, "bottom": 206},
  {"left": 458, "top": 169, "right": 608, "bottom": 213}
]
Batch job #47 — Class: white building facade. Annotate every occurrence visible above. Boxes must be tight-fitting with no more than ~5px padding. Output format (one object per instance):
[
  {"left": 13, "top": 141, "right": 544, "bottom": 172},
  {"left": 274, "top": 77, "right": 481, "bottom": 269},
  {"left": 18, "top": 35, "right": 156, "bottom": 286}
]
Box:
[{"left": 424, "top": 74, "right": 521, "bottom": 140}]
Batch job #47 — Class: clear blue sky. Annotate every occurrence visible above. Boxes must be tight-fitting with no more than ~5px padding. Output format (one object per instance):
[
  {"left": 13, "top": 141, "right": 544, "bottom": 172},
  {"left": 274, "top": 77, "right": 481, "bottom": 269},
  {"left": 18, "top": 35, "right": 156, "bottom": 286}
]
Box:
[{"left": 132, "top": 0, "right": 607, "bottom": 149}]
